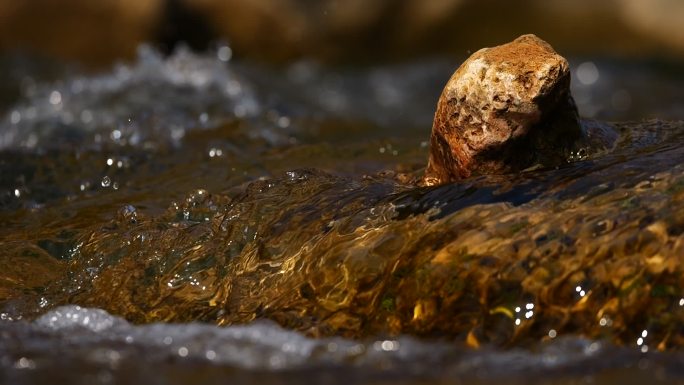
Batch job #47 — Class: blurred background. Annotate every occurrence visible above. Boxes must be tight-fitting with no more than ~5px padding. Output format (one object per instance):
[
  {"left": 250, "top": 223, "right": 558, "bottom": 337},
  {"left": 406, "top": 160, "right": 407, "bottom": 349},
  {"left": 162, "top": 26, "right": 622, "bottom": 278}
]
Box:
[
  {"left": 1, "top": 0, "right": 684, "bottom": 66},
  {"left": 0, "top": 0, "right": 683, "bottom": 125}
]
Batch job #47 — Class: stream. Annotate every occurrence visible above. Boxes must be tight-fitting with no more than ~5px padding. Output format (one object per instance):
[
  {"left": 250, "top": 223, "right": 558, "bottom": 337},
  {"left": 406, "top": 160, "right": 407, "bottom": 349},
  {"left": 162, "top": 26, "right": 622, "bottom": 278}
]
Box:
[{"left": 1, "top": 46, "right": 684, "bottom": 384}]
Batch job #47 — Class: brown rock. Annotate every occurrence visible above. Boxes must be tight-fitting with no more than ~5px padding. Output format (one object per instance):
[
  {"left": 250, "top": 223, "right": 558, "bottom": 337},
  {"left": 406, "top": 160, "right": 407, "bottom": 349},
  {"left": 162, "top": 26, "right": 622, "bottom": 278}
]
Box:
[{"left": 423, "top": 34, "right": 585, "bottom": 186}]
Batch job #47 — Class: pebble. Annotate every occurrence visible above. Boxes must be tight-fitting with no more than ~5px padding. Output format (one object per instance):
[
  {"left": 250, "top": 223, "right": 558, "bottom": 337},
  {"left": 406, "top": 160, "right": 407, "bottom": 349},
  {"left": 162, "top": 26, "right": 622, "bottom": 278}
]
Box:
[{"left": 423, "top": 34, "right": 585, "bottom": 185}]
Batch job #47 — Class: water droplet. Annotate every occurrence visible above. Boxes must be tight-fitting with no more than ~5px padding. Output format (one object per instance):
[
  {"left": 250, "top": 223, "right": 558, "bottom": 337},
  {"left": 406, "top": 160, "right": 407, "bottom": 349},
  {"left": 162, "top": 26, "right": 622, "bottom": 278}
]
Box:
[
  {"left": 101, "top": 176, "right": 112, "bottom": 188},
  {"left": 14, "top": 357, "right": 35, "bottom": 370},
  {"left": 548, "top": 329, "right": 557, "bottom": 338},
  {"left": 380, "top": 340, "right": 399, "bottom": 351},
  {"left": 178, "top": 347, "right": 189, "bottom": 357},
  {"left": 14, "top": 189, "right": 21, "bottom": 197},
  {"left": 118, "top": 205, "right": 137, "bottom": 223},
  {"left": 217, "top": 45, "right": 232, "bottom": 62},
  {"left": 277, "top": 116, "right": 291, "bottom": 128},
  {"left": 209, "top": 148, "right": 223, "bottom": 157},
  {"left": 49, "top": 90, "right": 62, "bottom": 105},
  {"left": 170, "top": 126, "right": 185, "bottom": 141},
  {"left": 10, "top": 110, "right": 21, "bottom": 124},
  {"left": 205, "top": 350, "right": 217, "bottom": 360},
  {"left": 576, "top": 62, "right": 599, "bottom": 86},
  {"left": 226, "top": 80, "right": 242, "bottom": 96},
  {"left": 584, "top": 342, "right": 601, "bottom": 355},
  {"left": 599, "top": 317, "right": 610, "bottom": 327},
  {"left": 25, "top": 134, "right": 38, "bottom": 148}
]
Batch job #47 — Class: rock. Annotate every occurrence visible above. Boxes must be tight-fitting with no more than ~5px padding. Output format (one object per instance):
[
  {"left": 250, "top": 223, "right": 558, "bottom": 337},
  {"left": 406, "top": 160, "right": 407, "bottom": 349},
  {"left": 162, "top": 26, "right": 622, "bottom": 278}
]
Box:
[{"left": 423, "top": 34, "right": 587, "bottom": 186}]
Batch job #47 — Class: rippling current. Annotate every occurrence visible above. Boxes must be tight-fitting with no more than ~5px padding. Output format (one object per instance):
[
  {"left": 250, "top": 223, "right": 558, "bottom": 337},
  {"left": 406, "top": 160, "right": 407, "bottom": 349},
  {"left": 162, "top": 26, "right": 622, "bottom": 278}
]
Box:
[{"left": 1, "top": 46, "right": 684, "bottom": 384}]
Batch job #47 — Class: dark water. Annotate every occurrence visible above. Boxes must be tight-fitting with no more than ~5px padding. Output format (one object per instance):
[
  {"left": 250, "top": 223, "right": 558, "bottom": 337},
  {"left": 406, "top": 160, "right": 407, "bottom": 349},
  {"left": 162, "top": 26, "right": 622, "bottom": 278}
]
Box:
[{"left": 2, "top": 46, "right": 684, "bottom": 384}]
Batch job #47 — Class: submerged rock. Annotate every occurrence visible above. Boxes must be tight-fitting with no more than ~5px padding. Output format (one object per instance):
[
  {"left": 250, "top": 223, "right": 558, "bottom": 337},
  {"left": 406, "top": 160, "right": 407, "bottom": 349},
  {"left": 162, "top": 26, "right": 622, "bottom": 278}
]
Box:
[{"left": 424, "top": 34, "right": 614, "bottom": 186}]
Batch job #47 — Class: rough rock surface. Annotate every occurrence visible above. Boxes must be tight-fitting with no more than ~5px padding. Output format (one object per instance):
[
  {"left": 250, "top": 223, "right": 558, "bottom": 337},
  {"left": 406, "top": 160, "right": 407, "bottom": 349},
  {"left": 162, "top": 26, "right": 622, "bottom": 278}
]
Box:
[{"left": 423, "top": 34, "right": 586, "bottom": 186}]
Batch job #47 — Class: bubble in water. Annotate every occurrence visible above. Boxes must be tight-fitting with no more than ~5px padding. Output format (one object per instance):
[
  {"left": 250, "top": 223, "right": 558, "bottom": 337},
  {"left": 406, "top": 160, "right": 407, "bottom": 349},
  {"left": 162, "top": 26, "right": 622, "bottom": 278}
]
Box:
[
  {"left": 217, "top": 45, "right": 233, "bottom": 62},
  {"left": 101, "top": 176, "right": 112, "bottom": 188}
]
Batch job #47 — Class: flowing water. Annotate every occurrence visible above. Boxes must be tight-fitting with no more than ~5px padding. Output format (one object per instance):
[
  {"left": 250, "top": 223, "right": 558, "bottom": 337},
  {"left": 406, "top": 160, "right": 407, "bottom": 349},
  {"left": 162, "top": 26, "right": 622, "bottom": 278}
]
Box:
[{"left": 1, "top": 46, "right": 684, "bottom": 384}]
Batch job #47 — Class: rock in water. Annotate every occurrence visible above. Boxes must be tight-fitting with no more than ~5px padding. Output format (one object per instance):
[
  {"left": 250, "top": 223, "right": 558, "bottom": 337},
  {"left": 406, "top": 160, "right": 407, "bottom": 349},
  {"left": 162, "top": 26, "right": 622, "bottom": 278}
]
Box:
[{"left": 423, "top": 34, "right": 585, "bottom": 186}]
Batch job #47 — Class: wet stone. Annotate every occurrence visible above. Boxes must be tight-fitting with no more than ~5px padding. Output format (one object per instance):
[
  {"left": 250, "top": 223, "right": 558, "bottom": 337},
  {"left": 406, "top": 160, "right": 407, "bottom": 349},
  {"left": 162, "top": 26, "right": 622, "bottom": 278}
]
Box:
[{"left": 424, "top": 34, "right": 599, "bottom": 185}]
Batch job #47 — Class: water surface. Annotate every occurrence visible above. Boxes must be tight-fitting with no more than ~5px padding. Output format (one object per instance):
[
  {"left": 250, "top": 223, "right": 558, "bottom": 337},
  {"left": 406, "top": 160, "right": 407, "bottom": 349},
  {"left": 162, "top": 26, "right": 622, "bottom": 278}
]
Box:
[{"left": 1, "top": 46, "right": 684, "bottom": 384}]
